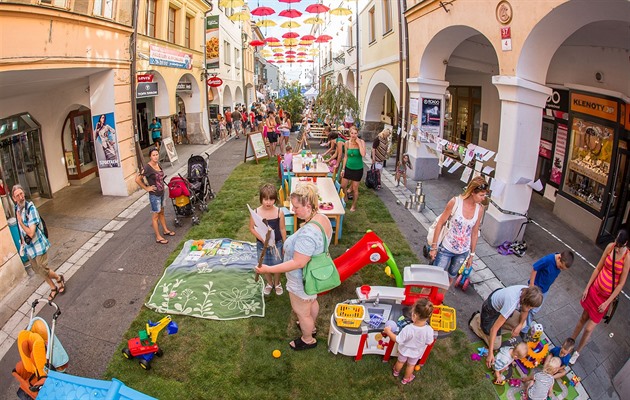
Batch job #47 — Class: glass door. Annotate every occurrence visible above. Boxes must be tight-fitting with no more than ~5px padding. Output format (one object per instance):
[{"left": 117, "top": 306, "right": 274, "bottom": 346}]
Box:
[
  {"left": 599, "top": 140, "right": 629, "bottom": 242},
  {"left": 62, "top": 109, "right": 96, "bottom": 179}
]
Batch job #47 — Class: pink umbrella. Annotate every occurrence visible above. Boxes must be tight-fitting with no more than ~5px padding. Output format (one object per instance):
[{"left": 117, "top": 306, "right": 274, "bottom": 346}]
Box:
[
  {"left": 297, "top": 59, "right": 306, "bottom": 63},
  {"left": 273, "top": 53, "right": 284, "bottom": 57},
  {"left": 278, "top": 0, "right": 301, "bottom": 3},
  {"left": 285, "top": 50, "right": 297, "bottom": 54},
  {"left": 276, "top": 60, "right": 285, "bottom": 63},
  {"left": 265, "top": 37, "right": 280, "bottom": 43},
  {"left": 285, "top": 54, "right": 296, "bottom": 58},
  {"left": 305, "top": 4, "right": 330, "bottom": 14},
  {"left": 301, "top": 35, "right": 316, "bottom": 41},
  {"left": 282, "top": 31, "right": 299, "bottom": 39},
  {"left": 251, "top": 6, "right": 275, "bottom": 16},
  {"left": 296, "top": 52, "right": 307, "bottom": 56},
  {"left": 279, "top": 9, "right": 302, "bottom": 18},
  {"left": 249, "top": 40, "right": 266, "bottom": 47},
  {"left": 315, "top": 34, "right": 332, "bottom": 43},
  {"left": 267, "top": 60, "right": 276, "bottom": 63}
]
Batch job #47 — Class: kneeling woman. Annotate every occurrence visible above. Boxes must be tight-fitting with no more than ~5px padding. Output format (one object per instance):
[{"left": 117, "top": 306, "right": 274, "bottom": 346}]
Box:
[{"left": 255, "top": 183, "right": 332, "bottom": 350}]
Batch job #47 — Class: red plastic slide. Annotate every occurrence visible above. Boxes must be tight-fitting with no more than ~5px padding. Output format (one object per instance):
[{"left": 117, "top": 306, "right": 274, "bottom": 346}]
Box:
[{"left": 334, "top": 231, "right": 391, "bottom": 283}]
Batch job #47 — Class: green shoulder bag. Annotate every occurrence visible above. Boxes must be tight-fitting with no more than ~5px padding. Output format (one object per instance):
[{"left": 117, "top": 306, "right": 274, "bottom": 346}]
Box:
[{"left": 303, "top": 221, "right": 341, "bottom": 295}]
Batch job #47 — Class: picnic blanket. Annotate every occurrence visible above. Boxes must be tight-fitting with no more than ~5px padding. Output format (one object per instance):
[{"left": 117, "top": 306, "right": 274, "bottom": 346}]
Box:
[{"left": 145, "top": 239, "right": 265, "bottom": 320}]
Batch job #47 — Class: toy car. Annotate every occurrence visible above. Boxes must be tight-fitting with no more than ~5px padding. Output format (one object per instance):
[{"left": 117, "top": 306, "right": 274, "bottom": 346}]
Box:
[{"left": 122, "top": 316, "right": 178, "bottom": 370}]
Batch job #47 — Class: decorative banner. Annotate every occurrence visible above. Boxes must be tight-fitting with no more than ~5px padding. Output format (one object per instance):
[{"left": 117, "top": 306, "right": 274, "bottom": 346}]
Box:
[
  {"left": 205, "top": 15, "right": 220, "bottom": 69},
  {"left": 92, "top": 112, "right": 120, "bottom": 168},
  {"left": 150, "top": 45, "right": 192, "bottom": 70},
  {"left": 420, "top": 98, "right": 442, "bottom": 137}
]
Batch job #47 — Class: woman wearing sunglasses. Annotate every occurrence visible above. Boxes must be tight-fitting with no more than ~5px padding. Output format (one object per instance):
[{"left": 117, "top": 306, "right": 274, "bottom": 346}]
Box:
[{"left": 430, "top": 176, "right": 489, "bottom": 283}]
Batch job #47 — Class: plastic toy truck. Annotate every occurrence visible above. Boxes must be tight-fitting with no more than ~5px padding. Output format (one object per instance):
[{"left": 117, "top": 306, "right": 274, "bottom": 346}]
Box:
[{"left": 122, "top": 315, "right": 178, "bottom": 370}]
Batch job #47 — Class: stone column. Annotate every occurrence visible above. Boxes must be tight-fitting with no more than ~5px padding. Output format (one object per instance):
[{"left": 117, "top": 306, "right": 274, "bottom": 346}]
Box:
[
  {"left": 406, "top": 77, "right": 449, "bottom": 180},
  {"left": 482, "top": 76, "right": 551, "bottom": 246}
]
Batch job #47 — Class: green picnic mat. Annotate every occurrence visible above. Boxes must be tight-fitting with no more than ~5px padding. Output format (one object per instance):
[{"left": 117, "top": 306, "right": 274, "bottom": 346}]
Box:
[{"left": 145, "top": 239, "right": 265, "bottom": 320}]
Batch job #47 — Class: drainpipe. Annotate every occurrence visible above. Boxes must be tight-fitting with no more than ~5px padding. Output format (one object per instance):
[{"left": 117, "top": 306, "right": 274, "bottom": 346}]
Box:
[
  {"left": 130, "top": 0, "right": 144, "bottom": 170},
  {"left": 395, "top": 0, "right": 409, "bottom": 169},
  {"left": 355, "top": 0, "right": 360, "bottom": 111}
]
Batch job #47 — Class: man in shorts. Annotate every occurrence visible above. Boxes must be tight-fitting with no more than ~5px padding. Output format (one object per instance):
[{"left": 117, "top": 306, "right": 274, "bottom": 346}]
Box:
[
  {"left": 231, "top": 107, "right": 243, "bottom": 139},
  {"left": 12, "top": 184, "right": 66, "bottom": 301}
]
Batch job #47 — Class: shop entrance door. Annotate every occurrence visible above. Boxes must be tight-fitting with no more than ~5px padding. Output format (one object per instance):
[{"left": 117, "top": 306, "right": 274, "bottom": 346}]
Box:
[
  {"left": 0, "top": 129, "right": 51, "bottom": 199},
  {"left": 599, "top": 140, "right": 629, "bottom": 242}
]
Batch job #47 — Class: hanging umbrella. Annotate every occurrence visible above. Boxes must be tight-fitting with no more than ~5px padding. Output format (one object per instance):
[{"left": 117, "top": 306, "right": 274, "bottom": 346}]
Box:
[
  {"left": 279, "top": 9, "right": 302, "bottom": 18},
  {"left": 282, "top": 31, "right": 300, "bottom": 39},
  {"left": 218, "top": 0, "right": 245, "bottom": 8},
  {"left": 299, "top": 40, "right": 314, "bottom": 46},
  {"left": 306, "top": 59, "right": 314, "bottom": 63},
  {"left": 280, "top": 20, "right": 301, "bottom": 29},
  {"left": 297, "top": 47, "right": 309, "bottom": 52},
  {"left": 267, "top": 60, "right": 276, "bottom": 63},
  {"left": 278, "top": 0, "right": 301, "bottom": 3},
  {"left": 265, "top": 37, "right": 280, "bottom": 43},
  {"left": 315, "top": 34, "right": 333, "bottom": 43},
  {"left": 251, "top": 6, "right": 275, "bottom": 16},
  {"left": 329, "top": 7, "right": 352, "bottom": 16},
  {"left": 273, "top": 52, "right": 284, "bottom": 57},
  {"left": 256, "top": 19, "right": 277, "bottom": 27},
  {"left": 297, "top": 59, "right": 306, "bottom": 63},
  {"left": 268, "top": 42, "right": 283, "bottom": 47},
  {"left": 301, "top": 35, "right": 316, "bottom": 41},
  {"left": 305, "top": 4, "right": 330, "bottom": 14},
  {"left": 303, "top": 17, "right": 324, "bottom": 25},
  {"left": 284, "top": 42, "right": 298, "bottom": 48},
  {"left": 296, "top": 52, "right": 307, "bottom": 56},
  {"left": 283, "top": 38, "right": 299, "bottom": 46},
  {"left": 286, "top": 54, "right": 296, "bottom": 58},
  {"left": 276, "top": 60, "right": 285, "bottom": 63},
  {"left": 249, "top": 39, "right": 266, "bottom": 47},
  {"left": 229, "top": 11, "right": 250, "bottom": 22},
  {"left": 285, "top": 50, "right": 296, "bottom": 55}
]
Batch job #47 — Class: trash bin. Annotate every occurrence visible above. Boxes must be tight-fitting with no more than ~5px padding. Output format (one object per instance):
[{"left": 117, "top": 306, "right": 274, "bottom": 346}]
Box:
[{"left": 8, "top": 217, "right": 29, "bottom": 263}]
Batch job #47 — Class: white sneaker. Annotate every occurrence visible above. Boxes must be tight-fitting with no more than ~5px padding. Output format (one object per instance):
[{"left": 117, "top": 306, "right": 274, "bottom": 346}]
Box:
[
  {"left": 569, "top": 351, "right": 580, "bottom": 364},
  {"left": 275, "top": 284, "right": 284, "bottom": 295},
  {"left": 263, "top": 284, "right": 273, "bottom": 296}
]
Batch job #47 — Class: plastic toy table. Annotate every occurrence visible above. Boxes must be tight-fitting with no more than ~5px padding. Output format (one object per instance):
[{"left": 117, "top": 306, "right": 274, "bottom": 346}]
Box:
[{"left": 292, "top": 155, "right": 330, "bottom": 177}]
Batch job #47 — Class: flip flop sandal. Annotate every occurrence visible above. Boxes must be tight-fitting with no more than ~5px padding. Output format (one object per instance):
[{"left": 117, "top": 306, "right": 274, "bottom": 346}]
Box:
[
  {"left": 392, "top": 368, "right": 400, "bottom": 377},
  {"left": 48, "top": 288, "right": 58, "bottom": 301},
  {"left": 497, "top": 245, "right": 513, "bottom": 256},
  {"left": 56, "top": 275, "right": 66, "bottom": 294},
  {"left": 402, "top": 375, "right": 416, "bottom": 385},
  {"left": 156, "top": 239, "right": 169, "bottom": 244},
  {"left": 289, "top": 337, "right": 317, "bottom": 351},
  {"left": 164, "top": 231, "right": 176, "bottom": 236}
]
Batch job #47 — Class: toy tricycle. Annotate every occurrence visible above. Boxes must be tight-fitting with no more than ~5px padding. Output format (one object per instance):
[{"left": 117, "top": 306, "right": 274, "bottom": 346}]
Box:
[
  {"left": 122, "top": 315, "right": 178, "bottom": 370},
  {"left": 454, "top": 257, "right": 473, "bottom": 291}
]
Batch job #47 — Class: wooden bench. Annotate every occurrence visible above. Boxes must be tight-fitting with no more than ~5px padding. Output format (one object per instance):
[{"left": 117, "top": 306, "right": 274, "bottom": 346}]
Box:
[{"left": 308, "top": 124, "right": 327, "bottom": 139}]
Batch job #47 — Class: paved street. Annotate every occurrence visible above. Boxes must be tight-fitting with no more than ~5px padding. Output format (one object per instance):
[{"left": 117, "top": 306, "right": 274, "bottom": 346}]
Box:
[{"left": 0, "top": 137, "right": 627, "bottom": 399}]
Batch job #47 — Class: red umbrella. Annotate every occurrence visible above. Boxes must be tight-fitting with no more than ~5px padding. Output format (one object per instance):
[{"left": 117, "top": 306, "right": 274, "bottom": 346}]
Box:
[
  {"left": 315, "top": 34, "right": 332, "bottom": 43},
  {"left": 306, "top": 59, "right": 314, "bottom": 62},
  {"left": 282, "top": 31, "right": 299, "bottom": 39},
  {"left": 249, "top": 39, "right": 266, "bottom": 47},
  {"left": 297, "top": 59, "right": 306, "bottom": 63},
  {"left": 301, "top": 35, "right": 316, "bottom": 41},
  {"left": 305, "top": 4, "right": 330, "bottom": 14},
  {"left": 296, "top": 52, "right": 307, "bottom": 56},
  {"left": 276, "top": 60, "right": 285, "bottom": 63},
  {"left": 278, "top": 0, "right": 300, "bottom": 3},
  {"left": 265, "top": 37, "right": 280, "bottom": 43},
  {"left": 273, "top": 53, "right": 284, "bottom": 57},
  {"left": 279, "top": 9, "right": 302, "bottom": 18},
  {"left": 285, "top": 50, "right": 296, "bottom": 54},
  {"left": 285, "top": 54, "right": 296, "bottom": 58},
  {"left": 267, "top": 60, "right": 276, "bottom": 63},
  {"left": 251, "top": 6, "right": 275, "bottom": 16}
]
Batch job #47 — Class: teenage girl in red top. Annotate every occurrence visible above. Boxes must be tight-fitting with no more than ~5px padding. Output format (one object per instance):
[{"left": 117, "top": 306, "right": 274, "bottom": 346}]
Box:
[{"left": 569, "top": 229, "right": 628, "bottom": 364}]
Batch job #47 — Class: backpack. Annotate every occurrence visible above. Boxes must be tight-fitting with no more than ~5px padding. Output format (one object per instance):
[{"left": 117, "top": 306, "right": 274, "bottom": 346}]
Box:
[{"left": 26, "top": 202, "right": 49, "bottom": 239}]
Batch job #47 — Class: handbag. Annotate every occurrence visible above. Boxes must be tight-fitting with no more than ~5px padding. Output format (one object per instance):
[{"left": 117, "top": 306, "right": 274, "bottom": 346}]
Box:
[
  {"left": 426, "top": 197, "right": 459, "bottom": 249},
  {"left": 365, "top": 165, "right": 378, "bottom": 189},
  {"left": 303, "top": 221, "right": 341, "bottom": 295},
  {"left": 603, "top": 247, "right": 621, "bottom": 324}
]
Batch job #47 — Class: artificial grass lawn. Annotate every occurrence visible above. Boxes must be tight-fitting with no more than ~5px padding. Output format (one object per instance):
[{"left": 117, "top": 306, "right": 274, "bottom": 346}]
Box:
[{"left": 105, "top": 158, "right": 495, "bottom": 399}]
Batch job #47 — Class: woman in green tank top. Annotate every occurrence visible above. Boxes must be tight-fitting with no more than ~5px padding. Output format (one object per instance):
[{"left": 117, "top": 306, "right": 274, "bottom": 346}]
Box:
[{"left": 341, "top": 126, "right": 366, "bottom": 212}]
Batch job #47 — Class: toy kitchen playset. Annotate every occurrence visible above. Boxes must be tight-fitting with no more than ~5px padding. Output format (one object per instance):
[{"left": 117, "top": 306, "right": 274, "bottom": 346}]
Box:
[{"left": 328, "top": 265, "right": 457, "bottom": 365}]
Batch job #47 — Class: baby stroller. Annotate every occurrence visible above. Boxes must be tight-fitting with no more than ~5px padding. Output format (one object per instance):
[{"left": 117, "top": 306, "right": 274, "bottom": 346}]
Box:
[
  {"left": 187, "top": 153, "right": 215, "bottom": 210},
  {"left": 167, "top": 175, "right": 199, "bottom": 226},
  {"left": 12, "top": 299, "right": 70, "bottom": 399}
]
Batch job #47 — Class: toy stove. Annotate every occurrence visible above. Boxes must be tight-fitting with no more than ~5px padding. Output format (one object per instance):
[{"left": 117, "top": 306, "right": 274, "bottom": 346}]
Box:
[{"left": 328, "top": 265, "right": 455, "bottom": 364}]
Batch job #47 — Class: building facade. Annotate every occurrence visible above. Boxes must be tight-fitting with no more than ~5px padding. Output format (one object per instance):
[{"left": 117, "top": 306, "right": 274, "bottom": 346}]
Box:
[{"left": 404, "top": 0, "right": 629, "bottom": 244}]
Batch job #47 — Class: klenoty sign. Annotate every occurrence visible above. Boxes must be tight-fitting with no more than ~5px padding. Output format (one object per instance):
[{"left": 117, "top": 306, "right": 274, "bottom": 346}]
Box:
[{"left": 150, "top": 45, "right": 192, "bottom": 70}]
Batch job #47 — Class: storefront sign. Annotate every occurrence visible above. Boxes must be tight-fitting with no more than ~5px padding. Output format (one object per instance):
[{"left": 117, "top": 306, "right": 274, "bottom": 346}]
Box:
[
  {"left": 539, "top": 140, "right": 552, "bottom": 159},
  {"left": 205, "top": 15, "right": 220, "bottom": 69},
  {"left": 92, "top": 112, "right": 121, "bottom": 169},
  {"left": 149, "top": 45, "right": 192, "bottom": 70},
  {"left": 176, "top": 82, "right": 192, "bottom": 91},
  {"left": 571, "top": 92, "right": 618, "bottom": 122},
  {"left": 137, "top": 74, "right": 154, "bottom": 83},
  {"left": 545, "top": 89, "right": 569, "bottom": 112},
  {"left": 137, "top": 82, "right": 158, "bottom": 98},
  {"left": 420, "top": 98, "right": 442, "bottom": 137},
  {"left": 207, "top": 76, "right": 223, "bottom": 87}
]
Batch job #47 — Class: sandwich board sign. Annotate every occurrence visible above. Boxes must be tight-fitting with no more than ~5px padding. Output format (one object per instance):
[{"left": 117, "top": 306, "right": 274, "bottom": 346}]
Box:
[{"left": 244, "top": 132, "right": 269, "bottom": 163}]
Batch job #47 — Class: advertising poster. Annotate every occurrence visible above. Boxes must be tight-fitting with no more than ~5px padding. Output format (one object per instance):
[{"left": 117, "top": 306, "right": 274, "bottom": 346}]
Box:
[
  {"left": 150, "top": 45, "right": 192, "bottom": 70},
  {"left": 205, "top": 15, "right": 220, "bottom": 70},
  {"left": 550, "top": 124, "right": 567, "bottom": 185},
  {"left": 92, "top": 113, "right": 120, "bottom": 168},
  {"left": 539, "top": 140, "right": 553, "bottom": 159},
  {"left": 420, "top": 98, "right": 442, "bottom": 137}
]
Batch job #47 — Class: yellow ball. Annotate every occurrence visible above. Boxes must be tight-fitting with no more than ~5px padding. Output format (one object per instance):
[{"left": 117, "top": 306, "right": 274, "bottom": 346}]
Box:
[
  {"left": 272, "top": 349, "right": 281, "bottom": 358},
  {"left": 414, "top": 365, "right": 421, "bottom": 371}
]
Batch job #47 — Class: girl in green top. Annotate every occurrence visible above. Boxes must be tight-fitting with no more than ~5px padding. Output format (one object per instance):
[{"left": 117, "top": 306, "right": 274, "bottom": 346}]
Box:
[{"left": 341, "top": 126, "right": 366, "bottom": 212}]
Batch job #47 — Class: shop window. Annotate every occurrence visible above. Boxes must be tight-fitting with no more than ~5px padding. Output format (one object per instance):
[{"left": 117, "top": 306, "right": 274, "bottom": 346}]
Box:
[
  {"left": 224, "top": 41, "right": 231, "bottom": 65},
  {"left": 382, "top": 0, "right": 392, "bottom": 34},
  {"left": 235, "top": 48, "right": 241, "bottom": 69},
  {"left": 61, "top": 110, "right": 96, "bottom": 180},
  {"left": 368, "top": 7, "right": 376, "bottom": 43},
  {"left": 168, "top": 7, "right": 176, "bottom": 44},
  {"left": 147, "top": 0, "right": 157, "bottom": 38},
  {"left": 93, "top": 0, "right": 114, "bottom": 19},
  {"left": 443, "top": 86, "right": 482, "bottom": 146}
]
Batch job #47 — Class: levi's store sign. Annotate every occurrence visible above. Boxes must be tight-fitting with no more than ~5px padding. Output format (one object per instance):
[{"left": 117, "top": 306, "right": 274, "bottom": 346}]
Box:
[
  {"left": 571, "top": 92, "right": 618, "bottom": 122},
  {"left": 137, "top": 74, "right": 154, "bottom": 83}
]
